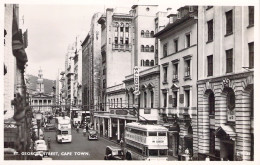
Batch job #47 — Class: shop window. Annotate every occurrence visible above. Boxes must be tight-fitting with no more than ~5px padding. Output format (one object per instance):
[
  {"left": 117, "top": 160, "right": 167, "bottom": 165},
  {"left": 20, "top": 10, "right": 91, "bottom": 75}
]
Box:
[
  {"left": 226, "top": 49, "right": 233, "bottom": 73},
  {"left": 249, "top": 42, "right": 254, "bottom": 69},
  {"left": 249, "top": 6, "right": 254, "bottom": 26},
  {"left": 207, "top": 19, "right": 213, "bottom": 42},
  {"left": 225, "top": 10, "right": 233, "bottom": 35},
  {"left": 207, "top": 55, "right": 213, "bottom": 76}
]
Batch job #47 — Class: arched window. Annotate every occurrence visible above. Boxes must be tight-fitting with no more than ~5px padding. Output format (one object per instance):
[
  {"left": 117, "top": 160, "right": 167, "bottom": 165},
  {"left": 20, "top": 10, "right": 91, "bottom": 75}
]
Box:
[
  {"left": 150, "top": 45, "right": 154, "bottom": 52},
  {"left": 226, "top": 88, "right": 235, "bottom": 111},
  {"left": 145, "top": 60, "right": 150, "bottom": 66},
  {"left": 141, "top": 45, "right": 144, "bottom": 52},
  {"left": 120, "top": 23, "right": 124, "bottom": 32},
  {"left": 141, "top": 30, "right": 144, "bottom": 37},
  {"left": 150, "top": 60, "right": 154, "bottom": 66},
  {"left": 150, "top": 31, "right": 154, "bottom": 37},
  {"left": 146, "top": 30, "right": 150, "bottom": 37},
  {"left": 145, "top": 45, "right": 149, "bottom": 52},
  {"left": 150, "top": 90, "right": 154, "bottom": 108},
  {"left": 209, "top": 92, "right": 215, "bottom": 115}
]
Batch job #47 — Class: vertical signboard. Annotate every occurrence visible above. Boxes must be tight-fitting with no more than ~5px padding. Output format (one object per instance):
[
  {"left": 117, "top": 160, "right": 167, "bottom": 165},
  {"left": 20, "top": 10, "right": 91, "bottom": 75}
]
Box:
[{"left": 133, "top": 66, "right": 140, "bottom": 96}]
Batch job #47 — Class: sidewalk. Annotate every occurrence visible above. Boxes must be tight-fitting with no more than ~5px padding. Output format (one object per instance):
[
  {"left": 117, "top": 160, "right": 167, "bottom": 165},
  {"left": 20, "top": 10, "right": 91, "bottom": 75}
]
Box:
[{"left": 98, "top": 134, "right": 178, "bottom": 161}]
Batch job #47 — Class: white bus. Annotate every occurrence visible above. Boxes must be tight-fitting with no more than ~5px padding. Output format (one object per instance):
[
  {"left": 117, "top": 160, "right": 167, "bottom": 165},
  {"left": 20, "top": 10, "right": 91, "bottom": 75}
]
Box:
[
  {"left": 124, "top": 122, "right": 168, "bottom": 160},
  {"left": 55, "top": 116, "right": 72, "bottom": 143}
]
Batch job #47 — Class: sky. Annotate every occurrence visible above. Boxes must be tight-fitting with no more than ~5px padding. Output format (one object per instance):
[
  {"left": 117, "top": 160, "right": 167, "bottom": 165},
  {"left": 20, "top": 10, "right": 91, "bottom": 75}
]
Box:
[{"left": 18, "top": 0, "right": 183, "bottom": 80}]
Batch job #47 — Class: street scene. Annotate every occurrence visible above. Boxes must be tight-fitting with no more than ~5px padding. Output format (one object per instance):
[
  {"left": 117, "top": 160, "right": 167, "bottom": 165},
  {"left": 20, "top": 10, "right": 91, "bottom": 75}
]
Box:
[{"left": 3, "top": 0, "right": 256, "bottom": 162}]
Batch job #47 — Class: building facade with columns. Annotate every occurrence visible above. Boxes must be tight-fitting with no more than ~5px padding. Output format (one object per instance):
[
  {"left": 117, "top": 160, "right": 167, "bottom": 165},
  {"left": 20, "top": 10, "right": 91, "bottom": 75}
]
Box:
[
  {"left": 196, "top": 6, "right": 254, "bottom": 161},
  {"left": 154, "top": 6, "right": 198, "bottom": 159}
]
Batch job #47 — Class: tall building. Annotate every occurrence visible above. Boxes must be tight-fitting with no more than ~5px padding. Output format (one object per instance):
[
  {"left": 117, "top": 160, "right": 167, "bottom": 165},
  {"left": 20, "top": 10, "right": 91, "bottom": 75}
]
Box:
[
  {"left": 196, "top": 6, "right": 254, "bottom": 161},
  {"left": 82, "top": 12, "right": 102, "bottom": 120},
  {"left": 154, "top": 5, "right": 198, "bottom": 159}
]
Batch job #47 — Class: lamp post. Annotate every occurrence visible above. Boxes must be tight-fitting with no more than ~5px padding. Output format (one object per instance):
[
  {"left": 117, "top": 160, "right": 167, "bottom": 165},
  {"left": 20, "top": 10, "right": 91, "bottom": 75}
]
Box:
[{"left": 35, "top": 112, "right": 42, "bottom": 140}]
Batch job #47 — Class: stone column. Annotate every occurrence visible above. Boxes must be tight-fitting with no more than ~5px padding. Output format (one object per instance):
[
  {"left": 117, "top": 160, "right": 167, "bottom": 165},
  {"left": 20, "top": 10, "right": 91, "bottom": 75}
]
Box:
[{"left": 117, "top": 118, "right": 120, "bottom": 142}]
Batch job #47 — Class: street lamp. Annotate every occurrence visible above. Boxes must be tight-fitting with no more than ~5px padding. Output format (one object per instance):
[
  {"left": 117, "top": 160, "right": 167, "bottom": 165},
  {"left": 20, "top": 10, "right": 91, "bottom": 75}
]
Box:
[{"left": 35, "top": 112, "right": 42, "bottom": 140}]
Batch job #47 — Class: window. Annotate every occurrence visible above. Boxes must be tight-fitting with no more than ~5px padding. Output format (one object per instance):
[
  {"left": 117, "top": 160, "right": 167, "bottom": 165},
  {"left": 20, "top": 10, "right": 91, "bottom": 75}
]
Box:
[
  {"left": 113, "top": 99, "right": 115, "bottom": 108},
  {"left": 209, "top": 92, "right": 215, "bottom": 115},
  {"left": 150, "top": 90, "right": 154, "bottom": 108},
  {"left": 115, "top": 26, "right": 118, "bottom": 32},
  {"left": 251, "top": 91, "right": 254, "bottom": 117},
  {"left": 150, "top": 60, "right": 154, "bottom": 66},
  {"left": 141, "top": 30, "right": 144, "bottom": 37},
  {"left": 150, "top": 31, "right": 154, "bottom": 37},
  {"left": 185, "top": 60, "right": 191, "bottom": 77},
  {"left": 108, "top": 99, "right": 110, "bottom": 107},
  {"left": 150, "top": 45, "right": 154, "bottom": 52},
  {"left": 149, "top": 132, "right": 157, "bottom": 136},
  {"left": 120, "top": 37, "right": 123, "bottom": 44},
  {"left": 173, "top": 91, "right": 178, "bottom": 107},
  {"left": 207, "top": 55, "right": 213, "bottom": 76},
  {"left": 173, "top": 63, "right": 178, "bottom": 79},
  {"left": 184, "top": 90, "right": 190, "bottom": 107},
  {"left": 125, "top": 38, "right": 129, "bottom": 45},
  {"left": 227, "top": 88, "right": 235, "bottom": 111},
  {"left": 207, "top": 19, "right": 213, "bottom": 42},
  {"left": 158, "top": 132, "right": 166, "bottom": 136},
  {"left": 186, "top": 33, "right": 191, "bottom": 47},
  {"left": 146, "top": 30, "right": 149, "bottom": 37},
  {"left": 226, "top": 49, "right": 233, "bottom": 73},
  {"left": 125, "top": 26, "right": 129, "bottom": 33},
  {"left": 117, "top": 98, "right": 119, "bottom": 107},
  {"left": 163, "top": 66, "right": 168, "bottom": 82},
  {"left": 120, "top": 23, "right": 124, "bottom": 32},
  {"left": 144, "top": 92, "right": 147, "bottom": 108},
  {"left": 209, "top": 129, "right": 215, "bottom": 154},
  {"left": 249, "top": 42, "right": 254, "bottom": 69},
  {"left": 225, "top": 10, "right": 233, "bottom": 35},
  {"left": 174, "top": 39, "right": 178, "bottom": 52},
  {"left": 145, "top": 45, "right": 149, "bottom": 52},
  {"left": 120, "top": 98, "right": 122, "bottom": 107},
  {"left": 149, "top": 150, "right": 158, "bottom": 156},
  {"left": 163, "top": 92, "right": 167, "bottom": 108},
  {"left": 132, "top": 93, "right": 135, "bottom": 105},
  {"left": 145, "top": 60, "right": 150, "bottom": 66},
  {"left": 141, "top": 45, "right": 144, "bottom": 52},
  {"left": 163, "top": 43, "right": 168, "bottom": 57},
  {"left": 249, "top": 6, "right": 254, "bottom": 26}
]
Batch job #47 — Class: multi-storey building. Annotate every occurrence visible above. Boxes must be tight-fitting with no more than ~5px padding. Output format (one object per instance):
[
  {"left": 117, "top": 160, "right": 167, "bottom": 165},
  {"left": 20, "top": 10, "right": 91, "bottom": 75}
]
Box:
[
  {"left": 82, "top": 13, "right": 102, "bottom": 123},
  {"left": 154, "top": 6, "right": 198, "bottom": 159},
  {"left": 196, "top": 6, "right": 254, "bottom": 161}
]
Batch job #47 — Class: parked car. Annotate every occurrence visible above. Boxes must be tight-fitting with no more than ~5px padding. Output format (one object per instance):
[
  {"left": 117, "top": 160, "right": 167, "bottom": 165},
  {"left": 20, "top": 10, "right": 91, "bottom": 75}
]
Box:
[
  {"left": 104, "top": 146, "right": 124, "bottom": 160},
  {"left": 34, "top": 140, "right": 48, "bottom": 156},
  {"left": 44, "top": 123, "right": 56, "bottom": 131},
  {"left": 88, "top": 130, "right": 98, "bottom": 140}
]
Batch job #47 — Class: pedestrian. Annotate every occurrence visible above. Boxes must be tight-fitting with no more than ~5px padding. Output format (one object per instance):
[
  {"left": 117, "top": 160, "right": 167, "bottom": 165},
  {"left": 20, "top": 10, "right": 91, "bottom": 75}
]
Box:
[{"left": 120, "top": 138, "right": 124, "bottom": 148}]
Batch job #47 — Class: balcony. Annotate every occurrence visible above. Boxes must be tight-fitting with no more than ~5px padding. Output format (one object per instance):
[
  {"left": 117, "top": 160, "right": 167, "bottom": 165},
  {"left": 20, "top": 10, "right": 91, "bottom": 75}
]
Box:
[{"left": 112, "top": 43, "right": 132, "bottom": 51}]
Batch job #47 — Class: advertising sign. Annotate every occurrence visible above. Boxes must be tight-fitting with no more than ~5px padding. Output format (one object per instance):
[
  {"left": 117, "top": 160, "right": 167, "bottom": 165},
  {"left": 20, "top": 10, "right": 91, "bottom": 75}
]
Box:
[{"left": 133, "top": 66, "right": 140, "bottom": 95}]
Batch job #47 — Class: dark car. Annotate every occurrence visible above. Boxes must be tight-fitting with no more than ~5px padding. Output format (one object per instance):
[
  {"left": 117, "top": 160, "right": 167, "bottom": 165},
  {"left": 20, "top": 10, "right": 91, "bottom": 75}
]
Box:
[
  {"left": 88, "top": 130, "right": 98, "bottom": 140},
  {"left": 44, "top": 124, "right": 56, "bottom": 131},
  {"left": 104, "top": 146, "right": 124, "bottom": 160}
]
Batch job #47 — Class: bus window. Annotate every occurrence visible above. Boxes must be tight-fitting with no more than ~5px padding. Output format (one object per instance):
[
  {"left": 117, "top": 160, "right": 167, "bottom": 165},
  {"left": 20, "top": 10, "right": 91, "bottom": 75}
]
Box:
[
  {"left": 62, "top": 131, "right": 68, "bottom": 135},
  {"left": 159, "top": 149, "right": 167, "bottom": 156},
  {"left": 158, "top": 132, "right": 166, "bottom": 136},
  {"left": 148, "top": 132, "right": 157, "bottom": 136},
  {"left": 149, "top": 149, "right": 158, "bottom": 156}
]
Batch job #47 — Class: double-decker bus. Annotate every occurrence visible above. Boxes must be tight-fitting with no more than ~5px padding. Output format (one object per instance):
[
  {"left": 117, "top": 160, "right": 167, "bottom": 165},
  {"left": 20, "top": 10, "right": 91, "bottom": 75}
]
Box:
[
  {"left": 55, "top": 116, "right": 72, "bottom": 143},
  {"left": 124, "top": 122, "right": 168, "bottom": 160}
]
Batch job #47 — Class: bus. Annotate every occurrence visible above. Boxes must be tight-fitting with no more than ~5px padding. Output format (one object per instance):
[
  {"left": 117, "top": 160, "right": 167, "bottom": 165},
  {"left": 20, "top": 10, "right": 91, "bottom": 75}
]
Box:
[
  {"left": 124, "top": 122, "right": 168, "bottom": 160},
  {"left": 55, "top": 116, "right": 72, "bottom": 143}
]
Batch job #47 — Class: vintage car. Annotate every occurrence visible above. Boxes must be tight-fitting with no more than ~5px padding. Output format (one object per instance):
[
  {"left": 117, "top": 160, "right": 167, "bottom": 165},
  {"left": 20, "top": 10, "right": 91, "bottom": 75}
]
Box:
[
  {"left": 44, "top": 123, "right": 56, "bottom": 131},
  {"left": 104, "top": 146, "right": 124, "bottom": 160},
  {"left": 34, "top": 140, "right": 48, "bottom": 156},
  {"left": 88, "top": 130, "right": 98, "bottom": 140}
]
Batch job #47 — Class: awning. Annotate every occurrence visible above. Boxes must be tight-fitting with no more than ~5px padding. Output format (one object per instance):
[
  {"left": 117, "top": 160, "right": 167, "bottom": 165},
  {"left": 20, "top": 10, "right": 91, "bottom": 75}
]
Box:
[{"left": 216, "top": 124, "right": 236, "bottom": 138}]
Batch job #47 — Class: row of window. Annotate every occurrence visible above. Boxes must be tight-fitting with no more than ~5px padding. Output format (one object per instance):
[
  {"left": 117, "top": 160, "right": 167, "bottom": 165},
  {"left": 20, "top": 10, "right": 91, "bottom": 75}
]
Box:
[
  {"left": 207, "top": 7, "right": 254, "bottom": 43},
  {"left": 108, "top": 98, "right": 123, "bottom": 108},
  {"left": 162, "top": 89, "right": 190, "bottom": 108},
  {"left": 140, "top": 60, "right": 155, "bottom": 67},
  {"left": 141, "top": 45, "right": 154, "bottom": 52},
  {"left": 127, "top": 90, "right": 154, "bottom": 108},
  {"left": 126, "top": 127, "right": 166, "bottom": 137},
  {"left": 163, "top": 33, "right": 191, "bottom": 57},
  {"left": 207, "top": 42, "right": 254, "bottom": 77},
  {"left": 141, "top": 30, "right": 154, "bottom": 38}
]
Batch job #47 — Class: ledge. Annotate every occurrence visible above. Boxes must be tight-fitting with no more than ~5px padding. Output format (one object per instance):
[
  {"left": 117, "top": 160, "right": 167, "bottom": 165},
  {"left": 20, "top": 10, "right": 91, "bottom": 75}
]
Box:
[
  {"left": 224, "top": 32, "right": 233, "bottom": 37},
  {"left": 247, "top": 24, "right": 254, "bottom": 29},
  {"left": 206, "top": 40, "right": 213, "bottom": 44}
]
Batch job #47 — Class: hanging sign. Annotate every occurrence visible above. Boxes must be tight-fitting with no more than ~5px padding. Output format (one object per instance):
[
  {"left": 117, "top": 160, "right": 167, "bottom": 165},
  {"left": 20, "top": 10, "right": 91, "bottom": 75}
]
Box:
[{"left": 133, "top": 66, "right": 140, "bottom": 95}]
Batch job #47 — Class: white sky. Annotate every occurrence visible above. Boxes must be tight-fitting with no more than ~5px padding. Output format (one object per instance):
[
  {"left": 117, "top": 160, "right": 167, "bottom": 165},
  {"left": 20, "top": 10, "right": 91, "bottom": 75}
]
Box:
[
  {"left": 18, "top": 0, "right": 183, "bottom": 80},
  {"left": 15, "top": 0, "right": 258, "bottom": 80}
]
